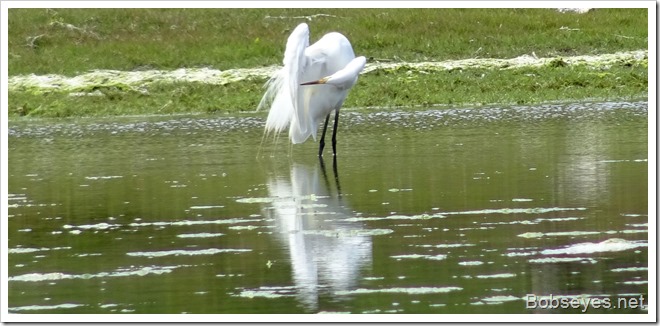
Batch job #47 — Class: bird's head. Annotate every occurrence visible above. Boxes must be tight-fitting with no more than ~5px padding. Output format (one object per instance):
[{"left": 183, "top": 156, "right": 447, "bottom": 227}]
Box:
[
  {"left": 299, "top": 56, "right": 366, "bottom": 88},
  {"left": 300, "top": 76, "right": 331, "bottom": 86}
]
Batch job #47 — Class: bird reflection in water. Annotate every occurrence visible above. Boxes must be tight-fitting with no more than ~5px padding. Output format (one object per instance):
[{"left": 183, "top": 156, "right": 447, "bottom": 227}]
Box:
[{"left": 263, "top": 157, "right": 372, "bottom": 311}]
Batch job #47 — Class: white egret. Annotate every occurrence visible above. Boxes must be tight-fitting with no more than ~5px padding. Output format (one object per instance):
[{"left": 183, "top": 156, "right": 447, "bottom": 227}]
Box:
[{"left": 258, "top": 23, "right": 366, "bottom": 156}]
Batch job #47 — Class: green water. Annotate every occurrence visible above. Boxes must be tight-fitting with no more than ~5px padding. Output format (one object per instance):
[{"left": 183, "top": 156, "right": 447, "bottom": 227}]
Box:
[{"left": 7, "top": 101, "right": 648, "bottom": 314}]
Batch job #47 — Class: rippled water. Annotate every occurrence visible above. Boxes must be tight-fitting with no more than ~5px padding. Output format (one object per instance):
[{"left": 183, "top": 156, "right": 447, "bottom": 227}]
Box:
[{"left": 7, "top": 101, "right": 648, "bottom": 315}]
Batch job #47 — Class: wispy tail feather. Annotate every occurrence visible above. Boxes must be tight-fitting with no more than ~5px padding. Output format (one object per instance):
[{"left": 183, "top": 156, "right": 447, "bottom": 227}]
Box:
[{"left": 260, "top": 69, "right": 293, "bottom": 135}]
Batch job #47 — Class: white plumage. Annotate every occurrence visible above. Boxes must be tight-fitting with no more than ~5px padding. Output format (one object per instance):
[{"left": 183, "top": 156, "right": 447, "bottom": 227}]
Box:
[{"left": 258, "top": 23, "right": 366, "bottom": 156}]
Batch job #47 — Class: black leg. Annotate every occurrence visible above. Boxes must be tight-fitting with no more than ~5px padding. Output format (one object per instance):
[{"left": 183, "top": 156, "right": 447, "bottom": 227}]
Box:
[
  {"left": 319, "top": 114, "right": 331, "bottom": 157},
  {"left": 331, "top": 110, "right": 340, "bottom": 156}
]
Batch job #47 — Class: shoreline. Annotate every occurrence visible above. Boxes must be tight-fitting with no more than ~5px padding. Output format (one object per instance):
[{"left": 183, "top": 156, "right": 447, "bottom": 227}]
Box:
[
  {"left": 9, "top": 50, "right": 647, "bottom": 94},
  {"left": 8, "top": 49, "right": 648, "bottom": 118}
]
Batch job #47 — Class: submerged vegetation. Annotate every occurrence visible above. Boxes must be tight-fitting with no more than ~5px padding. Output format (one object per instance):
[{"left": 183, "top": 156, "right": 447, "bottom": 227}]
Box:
[{"left": 7, "top": 8, "right": 649, "bottom": 117}]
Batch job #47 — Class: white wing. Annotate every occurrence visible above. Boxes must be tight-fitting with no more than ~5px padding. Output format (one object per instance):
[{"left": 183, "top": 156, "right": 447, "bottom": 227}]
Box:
[
  {"left": 285, "top": 24, "right": 311, "bottom": 137},
  {"left": 260, "top": 23, "right": 310, "bottom": 136}
]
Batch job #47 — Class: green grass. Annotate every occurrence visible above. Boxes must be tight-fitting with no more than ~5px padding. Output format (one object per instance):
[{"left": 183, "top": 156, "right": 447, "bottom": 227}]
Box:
[
  {"left": 7, "top": 8, "right": 649, "bottom": 117},
  {"left": 9, "top": 8, "right": 647, "bottom": 75},
  {"left": 353, "top": 60, "right": 648, "bottom": 107},
  {"left": 8, "top": 61, "right": 647, "bottom": 118}
]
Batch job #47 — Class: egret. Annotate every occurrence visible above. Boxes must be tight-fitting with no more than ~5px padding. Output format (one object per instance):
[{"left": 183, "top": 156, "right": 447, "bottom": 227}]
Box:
[{"left": 258, "top": 23, "right": 366, "bottom": 157}]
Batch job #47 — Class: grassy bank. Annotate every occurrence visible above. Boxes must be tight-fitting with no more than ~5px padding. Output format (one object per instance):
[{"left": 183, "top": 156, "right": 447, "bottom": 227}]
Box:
[{"left": 8, "top": 8, "right": 649, "bottom": 117}]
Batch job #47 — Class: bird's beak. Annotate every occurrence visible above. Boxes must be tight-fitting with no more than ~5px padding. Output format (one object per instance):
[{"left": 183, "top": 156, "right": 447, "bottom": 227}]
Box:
[{"left": 300, "top": 76, "right": 330, "bottom": 86}]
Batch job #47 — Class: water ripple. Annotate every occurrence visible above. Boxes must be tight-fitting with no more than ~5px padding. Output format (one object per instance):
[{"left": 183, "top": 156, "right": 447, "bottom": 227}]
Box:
[
  {"left": 8, "top": 101, "right": 647, "bottom": 138},
  {"left": 9, "top": 265, "right": 181, "bottom": 282}
]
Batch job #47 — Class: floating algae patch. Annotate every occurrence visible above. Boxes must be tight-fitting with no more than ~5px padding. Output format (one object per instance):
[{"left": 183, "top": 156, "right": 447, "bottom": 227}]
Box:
[
  {"left": 475, "top": 273, "right": 517, "bottom": 279},
  {"left": 8, "top": 247, "right": 45, "bottom": 254},
  {"left": 189, "top": 205, "right": 225, "bottom": 210},
  {"left": 9, "top": 303, "right": 85, "bottom": 312},
  {"left": 481, "top": 216, "right": 583, "bottom": 226},
  {"left": 621, "top": 213, "right": 648, "bottom": 217},
  {"left": 235, "top": 197, "right": 276, "bottom": 204},
  {"left": 391, "top": 254, "right": 448, "bottom": 261},
  {"left": 415, "top": 243, "right": 476, "bottom": 249},
  {"left": 502, "top": 250, "right": 539, "bottom": 257},
  {"left": 620, "top": 229, "right": 648, "bottom": 234},
  {"left": 176, "top": 232, "right": 225, "bottom": 238},
  {"left": 347, "top": 207, "right": 587, "bottom": 224},
  {"left": 540, "top": 239, "right": 648, "bottom": 255},
  {"left": 517, "top": 232, "right": 545, "bottom": 239},
  {"left": 8, "top": 246, "right": 71, "bottom": 254},
  {"left": 126, "top": 248, "right": 251, "bottom": 258},
  {"left": 63, "top": 222, "right": 121, "bottom": 230},
  {"left": 216, "top": 273, "right": 244, "bottom": 278},
  {"left": 517, "top": 231, "right": 601, "bottom": 238},
  {"left": 480, "top": 295, "right": 521, "bottom": 304},
  {"left": 62, "top": 218, "right": 263, "bottom": 232},
  {"left": 621, "top": 280, "right": 648, "bottom": 285},
  {"left": 611, "top": 267, "right": 648, "bottom": 273},
  {"left": 228, "top": 225, "right": 264, "bottom": 231},
  {"left": 85, "top": 175, "right": 123, "bottom": 180},
  {"left": 317, "top": 311, "right": 351, "bottom": 314},
  {"left": 106, "top": 265, "right": 182, "bottom": 277},
  {"left": 9, "top": 50, "right": 647, "bottom": 94},
  {"left": 301, "top": 228, "right": 394, "bottom": 237},
  {"left": 363, "top": 276, "right": 385, "bottom": 281},
  {"left": 9, "top": 265, "right": 180, "bottom": 282},
  {"left": 9, "top": 272, "right": 75, "bottom": 282},
  {"left": 388, "top": 188, "right": 413, "bottom": 192},
  {"left": 335, "top": 287, "right": 463, "bottom": 296},
  {"left": 528, "top": 257, "right": 598, "bottom": 264},
  {"left": 535, "top": 217, "right": 584, "bottom": 223},
  {"left": 599, "top": 159, "right": 648, "bottom": 163},
  {"left": 127, "top": 218, "right": 263, "bottom": 227},
  {"left": 235, "top": 286, "right": 297, "bottom": 299},
  {"left": 344, "top": 213, "right": 445, "bottom": 222},
  {"left": 445, "top": 207, "right": 587, "bottom": 216}
]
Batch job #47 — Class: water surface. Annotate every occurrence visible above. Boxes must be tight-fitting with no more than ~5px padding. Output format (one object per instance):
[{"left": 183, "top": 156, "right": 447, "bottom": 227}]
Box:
[{"left": 8, "top": 101, "right": 648, "bottom": 314}]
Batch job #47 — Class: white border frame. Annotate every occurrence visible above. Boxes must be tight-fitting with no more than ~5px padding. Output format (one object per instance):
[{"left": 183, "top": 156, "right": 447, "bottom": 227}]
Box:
[{"left": 1, "top": 1, "right": 655, "bottom": 323}]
